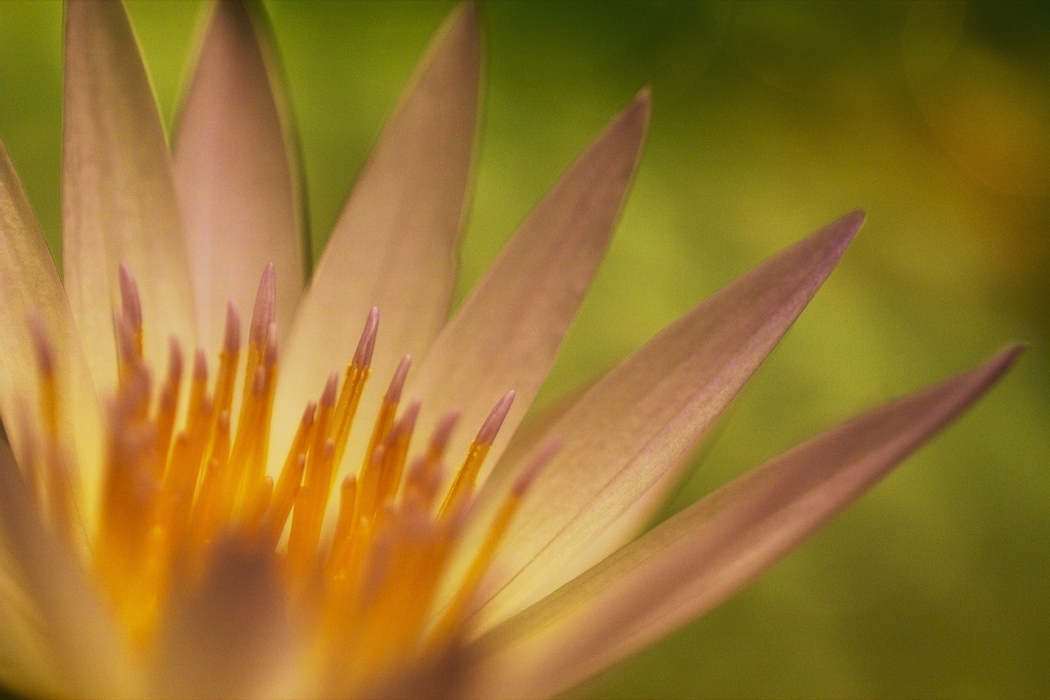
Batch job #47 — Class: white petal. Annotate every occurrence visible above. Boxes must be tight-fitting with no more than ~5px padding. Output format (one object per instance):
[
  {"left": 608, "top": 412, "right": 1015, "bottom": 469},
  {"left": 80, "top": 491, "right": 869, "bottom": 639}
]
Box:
[
  {"left": 467, "top": 212, "right": 865, "bottom": 630},
  {"left": 272, "top": 1, "right": 480, "bottom": 476},
  {"left": 174, "top": 0, "right": 303, "bottom": 355},
  {"left": 63, "top": 0, "right": 196, "bottom": 392},
  {"left": 406, "top": 91, "right": 650, "bottom": 489},
  {"left": 466, "top": 346, "right": 1022, "bottom": 699}
]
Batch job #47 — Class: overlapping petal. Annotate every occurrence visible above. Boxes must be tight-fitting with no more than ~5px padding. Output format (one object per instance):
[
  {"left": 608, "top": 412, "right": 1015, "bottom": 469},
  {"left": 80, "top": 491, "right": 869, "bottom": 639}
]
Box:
[
  {"left": 273, "top": 2, "right": 481, "bottom": 476},
  {"left": 62, "top": 0, "right": 197, "bottom": 391},
  {"left": 174, "top": 0, "right": 303, "bottom": 355},
  {"left": 0, "top": 141, "right": 103, "bottom": 525},
  {"left": 0, "top": 441, "right": 133, "bottom": 699},
  {"left": 466, "top": 212, "right": 865, "bottom": 629},
  {"left": 466, "top": 346, "right": 1022, "bottom": 699},
  {"left": 0, "top": 3, "right": 1024, "bottom": 698},
  {"left": 406, "top": 90, "right": 650, "bottom": 488}
]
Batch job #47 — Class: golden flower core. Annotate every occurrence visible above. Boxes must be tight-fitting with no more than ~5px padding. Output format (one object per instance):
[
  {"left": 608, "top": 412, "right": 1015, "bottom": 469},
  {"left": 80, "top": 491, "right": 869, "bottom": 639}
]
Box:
[{"left": 24, "top": 263, "right": 543, "bottom": 690}]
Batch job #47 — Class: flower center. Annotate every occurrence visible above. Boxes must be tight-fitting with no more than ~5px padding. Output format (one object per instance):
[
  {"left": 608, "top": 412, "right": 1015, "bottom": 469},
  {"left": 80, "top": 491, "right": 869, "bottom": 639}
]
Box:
[{"left": 25, "top": 263, "right": 550, "bottom": 690}]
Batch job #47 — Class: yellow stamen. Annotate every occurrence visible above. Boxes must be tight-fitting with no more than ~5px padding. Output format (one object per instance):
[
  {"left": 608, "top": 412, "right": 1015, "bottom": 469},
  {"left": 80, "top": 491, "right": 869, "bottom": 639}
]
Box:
[
  {"left": 151, "top": 339, "right": 183, "bottom": 480},
  {"left": 439, "top": 390, "right": 515, "bottom": 516},
  {"left": 356, "top": 355, "right": 411, "bottom": 526},
  {"left": 429, "top": 441, "right": 557, "bottom": 647},
  {"left": 26, "top": 261, "right": 548, "bottom": 692},
  {"left": 261, "top": 403, "right": 316, "bottom": 547}
]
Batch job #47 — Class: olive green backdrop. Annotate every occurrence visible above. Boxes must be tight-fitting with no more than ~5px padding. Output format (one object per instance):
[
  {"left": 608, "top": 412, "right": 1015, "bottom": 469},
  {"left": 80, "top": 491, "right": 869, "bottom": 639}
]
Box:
[{"left": 0, "top": 1, "right": 1047, "bottom": 698}]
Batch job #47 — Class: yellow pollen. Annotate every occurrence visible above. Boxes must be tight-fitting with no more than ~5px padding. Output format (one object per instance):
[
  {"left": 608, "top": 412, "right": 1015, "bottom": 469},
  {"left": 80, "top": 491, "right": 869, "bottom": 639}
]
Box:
[{"left": 24, "top": 263, "right": 552, "bottom": 690}]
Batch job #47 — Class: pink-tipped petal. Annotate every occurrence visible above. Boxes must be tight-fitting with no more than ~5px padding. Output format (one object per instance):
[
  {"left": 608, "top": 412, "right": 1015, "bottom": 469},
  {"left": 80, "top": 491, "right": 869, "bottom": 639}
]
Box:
[
  {"left": 62, "top": 0, "right": 197, "bottom": 390},
  {"left": 408, "top": 91, "right": 650, "bottom": 491},
  {"left": 0, "top": 141, "right": 104, "bottom": 525},
  {"left": 466, "top": 346, "right": 1022, "bottom": 699},
  {"left": 272, "top": 1, "right": 480, "bottom": 477},
  {"left": 469, "top": 211, "right": 865, "bottom": 629},
  {"left": 174, "top": 0, "right": 303, "bottom": 355}
]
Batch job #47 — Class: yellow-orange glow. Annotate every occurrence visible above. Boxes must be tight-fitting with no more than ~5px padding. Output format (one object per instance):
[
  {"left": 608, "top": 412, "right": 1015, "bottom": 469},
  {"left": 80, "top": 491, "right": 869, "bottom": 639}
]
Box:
[{"left": 23, "top": 262, "right": 547, "bottom": 690}]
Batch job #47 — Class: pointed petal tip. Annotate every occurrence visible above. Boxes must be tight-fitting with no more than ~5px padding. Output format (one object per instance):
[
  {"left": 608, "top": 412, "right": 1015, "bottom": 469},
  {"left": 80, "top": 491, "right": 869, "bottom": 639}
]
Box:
[
  {"left": 973, "top": 343, "right": 1026, "bottom": 385},
  {"left": 456, "top": 0, "right": 481, "bottom": 25},
  {"left": 620, "top": 88, "right": 652, "bottom": 133},
  {"left": 824, "top": 209, "right": 866, "bottom": 247},
  {"left": 442, "top": 0, "right": 482, "bottom": 54}
]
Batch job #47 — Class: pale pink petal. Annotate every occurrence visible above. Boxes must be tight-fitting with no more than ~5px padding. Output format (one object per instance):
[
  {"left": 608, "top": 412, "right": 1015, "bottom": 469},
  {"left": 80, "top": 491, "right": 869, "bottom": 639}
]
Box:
[
  {"left": 0, "top": 141, "right": 104, "bottom": 528},
  {"left": 0, "top": 441, "right": 135, "bottom": 698},
  {"left": 272, "top": 2, "right": 480, "bottom": 474},
  {"left": 406, "top": 91, "right": 650, "bottom": 488},
  {"left": 174, "top": 0, "right": 303, "bottom": 355},
  {"left": 466, "top": 212, "right": 865, "bottom": 629},
  {"left": 63, "top": 0, "right": 196, "bottom": 393},
  {"left": 465, "top": 346, "right": 1022, "bottom": 699},
  {"left": 153, "top": 539, "right": 296, "bottom": 699}
]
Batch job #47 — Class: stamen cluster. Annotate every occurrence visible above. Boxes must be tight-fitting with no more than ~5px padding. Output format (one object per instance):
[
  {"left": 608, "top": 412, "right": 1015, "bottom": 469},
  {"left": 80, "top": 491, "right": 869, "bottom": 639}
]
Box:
[{"left": 24, "top": 262, "right": 550, "bottom": 690}]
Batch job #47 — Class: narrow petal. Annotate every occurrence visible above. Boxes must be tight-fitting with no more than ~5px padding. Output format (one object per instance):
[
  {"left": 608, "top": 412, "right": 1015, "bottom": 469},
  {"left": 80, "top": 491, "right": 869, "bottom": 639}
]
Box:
[
  {"left": 63, "top": 0, "right": 196, "bottom": 392},
  {"left": 174, "top": 0, "right": 303, "bottom": 355},
  {"left": 0, "top": 141, "right": 104, "bottom": 527},
  {"left": 465, "top": 346, "right": 1022, "bottom": 699},
  {"left": 272, "top": 1, "right": 480, "bottom": 473},
  {"left": 153, "top": 540, "right": 295, "bottom": 699},
  {"left": 0, "top": 441, "right": 134, "bottom": 698},
  {"left": 406, "top": 91, "right": 650, "bottom": 488},
  {"left": 465, "top": 212, "right": 865, "bottom": 629}
]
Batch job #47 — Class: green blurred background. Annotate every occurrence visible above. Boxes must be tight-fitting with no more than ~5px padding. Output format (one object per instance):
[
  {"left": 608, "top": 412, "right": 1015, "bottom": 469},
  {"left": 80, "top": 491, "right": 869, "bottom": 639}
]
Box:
[{"left": 1, "top": 1, "right": 1047, "bottom": 697}]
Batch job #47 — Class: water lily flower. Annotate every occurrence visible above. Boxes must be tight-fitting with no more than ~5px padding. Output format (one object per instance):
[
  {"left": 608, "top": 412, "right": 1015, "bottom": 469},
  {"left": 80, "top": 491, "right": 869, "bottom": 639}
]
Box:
[{"left": 0, "top": 2, "right": 1021, "bottom": 699}]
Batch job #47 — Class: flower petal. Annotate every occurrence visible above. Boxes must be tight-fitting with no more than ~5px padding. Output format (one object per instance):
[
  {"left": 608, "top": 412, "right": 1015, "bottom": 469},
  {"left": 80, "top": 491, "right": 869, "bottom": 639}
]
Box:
[
  {"left": 63, "top": 0, "right": 196, "bottom": 392},
  {"left": 468, "top": 212, "right": 865, "bottom": 629},
  {"left": 465, "top": 346, "right": 1022, "bottom": 699},
  {"left": 406, "top": 90, "right": 650, "bottom": 486},
  {"left": 0, "top": 440, "right": 134, "bottom": 698},
  {"left": 174, "top": 0, "right": 303, "bottom": 355},
  {"left": 153, "top": 540, "right": 296, "bottom": 699},
  {"left": 272, "top": 2, "right": 480, "bottom": 474},
  {"left": 0, "top": 140, "right": 104, "bottom": 527}
]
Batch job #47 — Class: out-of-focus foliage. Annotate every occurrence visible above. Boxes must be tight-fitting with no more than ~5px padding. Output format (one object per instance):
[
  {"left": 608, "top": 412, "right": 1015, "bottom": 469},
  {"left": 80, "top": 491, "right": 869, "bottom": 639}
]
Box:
[{"left": 0, "top": 1, "right": 1046, "bottom": 698}]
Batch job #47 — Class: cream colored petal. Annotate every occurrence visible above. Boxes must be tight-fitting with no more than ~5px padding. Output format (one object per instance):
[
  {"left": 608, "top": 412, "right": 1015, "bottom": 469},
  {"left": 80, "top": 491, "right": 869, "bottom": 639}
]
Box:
[
  {"left": 467, "top": 212, "right": 865, "bottom": 629},
  {"left": 0, "top": 441, "right": 136, "bottom": 698},
  {"left": 406, "top": 91, "right": 650, "bottom": 487},
  {"left": 153, "top": 539, "right": 296, "bottom": 699},
  {"left": 271, "top": 2, "right": 480, "bottom": 476},
  {"left": 63, "top": 0, "right": 196, "bottom": 393},
  {"left": 465, "top": 346, "right": 1022, "bottom": 699},
  {"left": 0, "top": 575, "right": 59, "bottom": 698},
  {"left": 0, "top": 140, "right": 104, "bottom": 531},
  {"left": 174, "top": 0, "right": 303, "bottom": 356}
]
